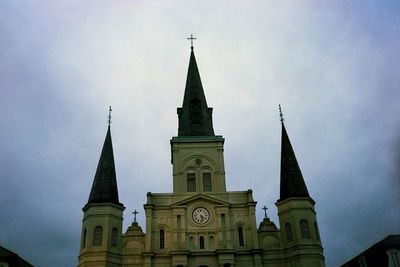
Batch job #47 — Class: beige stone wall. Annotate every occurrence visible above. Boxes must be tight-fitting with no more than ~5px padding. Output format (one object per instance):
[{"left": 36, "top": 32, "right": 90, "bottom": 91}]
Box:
[
  {"left": 78, "top": 204, "right": 124, "bottom": 267},
  {"left": 138, "top": 188, "right": 261, "bottom": 267},
  {"left": 107, "top": 136, "right": 325, "bottom": 267},
  {"left": 276, "top": 198, "right": 325, "bottom": 267},
  {"left": 171, "top": 138, "right": 226, "bottom": 194}
]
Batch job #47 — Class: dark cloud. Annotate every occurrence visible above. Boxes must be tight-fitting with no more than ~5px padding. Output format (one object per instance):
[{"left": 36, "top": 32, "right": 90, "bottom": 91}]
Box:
[{"left": 1, "top": 2, "right": 399, "bottom": 267}]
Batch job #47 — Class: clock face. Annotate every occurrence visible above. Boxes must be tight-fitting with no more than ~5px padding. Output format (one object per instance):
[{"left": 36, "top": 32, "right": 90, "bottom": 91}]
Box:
[{"left": 192, "top": 207, "right": 210, "bottom": 224}]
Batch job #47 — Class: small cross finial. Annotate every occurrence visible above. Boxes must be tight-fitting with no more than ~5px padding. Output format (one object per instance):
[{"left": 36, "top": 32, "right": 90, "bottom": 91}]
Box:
[
  {"left": 279, "top": 104, "right": 284, "bottom": 124},
  {"left": 132, "top": 210, "right": 139, "bottom": 223},
  {"left": 187, "top": 34, "right": 197, "bottom": 50},
  {"left": 108, "top": 106, "right": 112, "bottom": 126},
  {"left": 262, "top": 206, "right": 268, "bottom": 219}
]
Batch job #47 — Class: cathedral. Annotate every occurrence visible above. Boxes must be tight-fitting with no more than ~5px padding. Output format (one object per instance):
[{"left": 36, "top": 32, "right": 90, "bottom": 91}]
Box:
[{"left": 77, "top": 45, "right": 325, "bottom": 267}]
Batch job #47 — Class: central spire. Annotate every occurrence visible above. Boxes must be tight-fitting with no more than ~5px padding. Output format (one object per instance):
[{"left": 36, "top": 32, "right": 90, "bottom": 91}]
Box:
[{"left": 177, "top": 47, "right": 215, "bottom": 136}]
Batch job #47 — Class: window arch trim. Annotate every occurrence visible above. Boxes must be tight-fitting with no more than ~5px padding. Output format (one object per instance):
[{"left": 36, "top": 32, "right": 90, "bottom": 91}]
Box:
[
  {"left": 285, "top": 223, "right": 293, "bottom": 241},
  {"left": 238, "top": 226, "right": 244, "bottom": 246},
  {"left": 202, "top": 171, "right": 212, "bottom": 192},
  {"left": 186, "top": 172, "right": 196, "bottom": 192},
  {"left": 159, "top": 229, "right": 165, "bottom": 249},
  {"left": 93, "top": 226, "right": 103, "bottom": 246},
  {"left": 300, "top": 219, "right": 311, "bottom": 239},
  {"left": 111, "top": 227, "right": 118, "bottom": 247},
  {"left": 199, "top": 235, "right": 205, "bottom": 249}
]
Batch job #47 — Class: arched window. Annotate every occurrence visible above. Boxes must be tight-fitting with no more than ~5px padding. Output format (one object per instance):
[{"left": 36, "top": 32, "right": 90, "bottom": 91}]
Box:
[
  {"left": 209, "top": 235, "right": 214, "bottom": 249},
  {"left": 224, "top": 264, "right": 231, "bottom": 267},
  {"left": 202, "top": 172, "right": 212, "bottom": 192},
  {"left": 82, "top": 229, "right": 87, "bottom": 248},
  {"left": 238, "top": 226, "right": 244, "bottom": 246},
  {"left": 189, "top": 236, "right": 194, "bottom": 249},
  {"left": 285, "top": 223, "right": 293, "bottom": 241},
  {"left": 111, "top": 228, "right": 118, "bottom": 247},
  {"left": 221, "top": 214, "right": 226, "bottom": 242},
  {"left": 93, "top": 226, "right": 103, "bottom": 246},
  {"left": 300, "top": 220, "right": 311, "bottom": 239},
  {"left": 187, "top": 173, "right": 196, "bottom": 192},
  {"left": 177, "top": 215, "right": 181, "bottom": 232},
  {"left": 199, "top": 236, "right": 205, "bottom": 249},
  {"left": 160, "top": 229, "right": 165, "bottom": 249}
]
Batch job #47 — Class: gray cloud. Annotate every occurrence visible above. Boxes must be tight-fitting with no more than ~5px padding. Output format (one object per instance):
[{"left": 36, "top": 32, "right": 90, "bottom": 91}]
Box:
[{"left": 1, "top": 1, "right": 399, "bottom": 266}]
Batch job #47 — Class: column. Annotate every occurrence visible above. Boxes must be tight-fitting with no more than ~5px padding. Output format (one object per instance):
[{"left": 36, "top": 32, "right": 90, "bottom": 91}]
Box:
[
  {"left": 144, "top": 204, "right": 153, "bottom": 252},
  {"left": 248, "top": 204, "right": 259, "bottom": 249},
  {"left": 225, "top": 210, "right": 232, "bottom": 249}
]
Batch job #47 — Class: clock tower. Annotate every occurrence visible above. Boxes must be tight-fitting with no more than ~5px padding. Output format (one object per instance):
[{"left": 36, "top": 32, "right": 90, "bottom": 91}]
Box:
[{"left": 139, "top": 46, "right": 262, "bottom": 267}]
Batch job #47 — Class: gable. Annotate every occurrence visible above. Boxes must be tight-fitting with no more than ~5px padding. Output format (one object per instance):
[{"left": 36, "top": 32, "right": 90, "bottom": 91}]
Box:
[{"left": 171, "top": 193, "right": 231, "bottom": 207}]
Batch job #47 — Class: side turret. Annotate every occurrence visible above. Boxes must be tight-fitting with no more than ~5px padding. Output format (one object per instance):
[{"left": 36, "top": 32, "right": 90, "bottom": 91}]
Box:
[
  {"left": 78, "top": 111, "right": 125, "bottom": 267},
  {"left": 275, "top": 107, "right": 325, "bottom": 266}
]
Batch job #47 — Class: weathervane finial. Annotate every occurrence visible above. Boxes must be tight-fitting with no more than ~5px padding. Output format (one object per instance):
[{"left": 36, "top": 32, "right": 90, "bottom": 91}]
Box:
[
  {"left": 108, "top": 106, "right": 112, "bottom": 126},
  {"left": 187, "top": 34, "right": 197, "bottom": 50},
  {"left": 279, "top": 104, "right": 284, "bottom": 124}
]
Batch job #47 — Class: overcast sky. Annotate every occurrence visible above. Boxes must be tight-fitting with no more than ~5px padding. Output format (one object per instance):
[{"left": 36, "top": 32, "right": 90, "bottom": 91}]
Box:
[{"left": 1, "top": 1, "right": 399, "bottom": 266}]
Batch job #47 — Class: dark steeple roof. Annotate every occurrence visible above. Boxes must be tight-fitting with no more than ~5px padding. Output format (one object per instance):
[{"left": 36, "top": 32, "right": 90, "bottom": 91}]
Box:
[
  {"left": 86, "top": 126, "right": 122, "bottom": 207},
  {"left": 279, "top": 122, "right": 313, "bottom": 203},
  {"left": 177, "top": 48, "right": 215, "bottom": 136}
]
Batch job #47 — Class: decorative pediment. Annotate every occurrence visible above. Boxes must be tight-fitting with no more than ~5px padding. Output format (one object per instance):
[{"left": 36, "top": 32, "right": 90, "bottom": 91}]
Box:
[{"left": 171, "top": 193, "right": 231, "bottom": 207}]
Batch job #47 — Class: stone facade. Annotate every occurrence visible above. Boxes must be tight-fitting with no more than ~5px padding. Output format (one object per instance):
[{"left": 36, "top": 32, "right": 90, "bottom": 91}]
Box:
[{"left": 77, "top": 48, "right": 325, "bottom": 267}]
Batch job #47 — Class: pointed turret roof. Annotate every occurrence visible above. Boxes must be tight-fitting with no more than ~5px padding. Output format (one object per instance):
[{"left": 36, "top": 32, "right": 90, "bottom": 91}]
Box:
[
  {"left": 279, "top": 121, "right": 313, "bottom": 203},
  {"left": 177, "top": 48, "right": 215, "bottom": 136},
  {"left": 86, "top": 125, "right": 122, "bottom": 207}
]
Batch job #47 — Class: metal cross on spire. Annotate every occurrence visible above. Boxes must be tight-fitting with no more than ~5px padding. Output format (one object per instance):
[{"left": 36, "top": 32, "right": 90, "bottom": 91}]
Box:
[
  {"left": 187, "top": 34, "right": 197, "bottom": 50},
  {"left": 132, "top": 210, "right": 139, "bottom": 223},
  {"left": 262, "top": 206, "right": 268, "bottom": 219},
  {"left": 279, "top": 104, "right": 284, "bottom": 124},
  {"left": 108, "top": 106, "right": 112, "bottom": 126}
]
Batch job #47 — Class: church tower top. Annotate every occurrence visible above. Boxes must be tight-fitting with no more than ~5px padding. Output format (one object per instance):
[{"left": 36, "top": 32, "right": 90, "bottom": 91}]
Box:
[
  {"left": 187, "top": 34, "right": 196, "bottom": 50},
  {"left": 278, "top": 106, "right": 313, "bottom": 203},
  {"left": 177, "top": 46, "right": 215, "bottom": 137},
  {"left": 85, "top": 108, "right": 123, "bottom": 209}
]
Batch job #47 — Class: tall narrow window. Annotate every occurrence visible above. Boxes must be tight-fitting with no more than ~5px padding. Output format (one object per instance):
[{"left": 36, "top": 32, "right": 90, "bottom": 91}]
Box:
[
  {"left": 111, "top": 228, "right": 118, "bottom": 247},
  {"left": 209, "top": 236, "right": 214, "bottom": 249},
  {"left": 177, "top": 215, "right": 181, "bottom": 232},
  {"left": 202, "top": 172, "right": 212, "bottom": 192},
  {"left": 199, "top": 236, "right": 205, "bottom": 249},
  {"left": 285, "top": 223, "right": 293, "bottom": 241},
  {"left": 187, "top": 173, "right": 196, "bottom": 192},
  {"left": 221, "top": 214, "right": 226, "bottom": 243},
  {"left": 300, "top": 220, "right": 311, "bottom": 239},
  {"left": 189, "top": 236, "right": 194, "bottom": 249},
  {"left": 238, "top": 226, "right": 244, "bottom": 246},
  {"left": 160, "top": 229, "right": 165, "bottom": 249},
  {"left": 82, "top": 229, "right": 87, "bottom": 248},
  {"left": 93, "top": 226, "right": 103, "bottom": 246}
]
